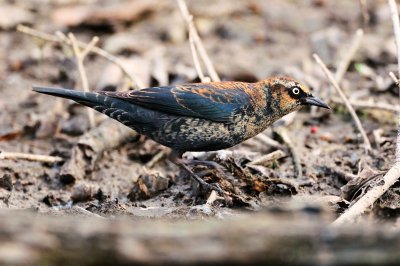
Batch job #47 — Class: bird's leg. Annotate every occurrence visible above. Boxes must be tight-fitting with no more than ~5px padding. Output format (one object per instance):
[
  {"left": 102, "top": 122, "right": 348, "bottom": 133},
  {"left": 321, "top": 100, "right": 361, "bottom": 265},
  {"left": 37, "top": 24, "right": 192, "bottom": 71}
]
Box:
[
  {"left": 168, "top": 150, "right": 224, "bottom": 195},
  {"left": 186, "top": 160, "right": 229, "bottom": 178}
]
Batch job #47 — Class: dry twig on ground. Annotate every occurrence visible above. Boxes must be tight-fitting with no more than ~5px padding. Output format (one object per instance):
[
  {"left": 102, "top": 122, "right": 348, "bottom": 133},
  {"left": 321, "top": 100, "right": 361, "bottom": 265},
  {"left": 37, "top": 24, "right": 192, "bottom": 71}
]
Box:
[
  {"left": 331, "top": 97, "right": 400, "bottom": 113},
  {"left": 17, "top": 24, "right": 143, "bottom": 89},
  {"left": 313, "top": 53, "right": 372, "bottom": 152},
  {"left": 72, "top": 206, "right": 105, "bottom": 219},
  {"left": 145, "top": 148, "right": 168, "bottom": 169},
  {"left": 358, "top": 0, "right": 370, "bottom": 28},
  {"left": 252, "top": 133, "right": 284, "bottom": 149},
  {"left": 68, "top": 33, "right": 98, "bottom": 128},
  {"left": 275, "top": 127, "right": 302, "bottom": 179},
  {"left": 389, "top": 71, "right": 399, "bottom": 85},
  {"left": 0, "top": 151, "right": 63, "bottom": 164},
  {"left": 248, "top": 150, "right": 286, "bottom": 167},
  {"left": 176, "top": 0, "right": 220, "bottom": 82},
  {"left": 332, "top": 0, "right": 400, "bottom": 226}
]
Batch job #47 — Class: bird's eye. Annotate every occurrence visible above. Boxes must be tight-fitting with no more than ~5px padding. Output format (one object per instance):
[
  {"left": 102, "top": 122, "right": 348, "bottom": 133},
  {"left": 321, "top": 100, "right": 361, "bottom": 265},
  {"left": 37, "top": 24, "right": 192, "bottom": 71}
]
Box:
[{"left": 292, "top": 87, "right": 300, "bottom": 95}]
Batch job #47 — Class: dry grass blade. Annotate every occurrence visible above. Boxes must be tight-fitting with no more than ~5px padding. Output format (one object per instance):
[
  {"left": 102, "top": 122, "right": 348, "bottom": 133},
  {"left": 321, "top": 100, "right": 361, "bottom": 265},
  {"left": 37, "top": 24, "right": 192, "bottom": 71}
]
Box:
[
  {"left": 0, "top": 151, "right": 63, "bottom": 164},
  {"left": 331, "top": 97, "right": 400, "bottom": 113},
  {"left": 248, "top": 150, "right": 286, "bottom": 167},
  {"left": 17, "top": 24, "right": 144, "bottom": 89},
  {"left": 358, "top": 0, "right": 370, "bottom": 27},
  {"left": 145, "top": 149, "right": 167, "bottom": 169},
  {"left": 176, "top": 0, "right": 220, "bottom": 82},
  {"left": 188, "top": 28, "right": 207, "bottom": 82},
  {"left": 389, "top": 71, "right": 399, "bottom": 85},
  {"left": 68, "top": 33, "right": 97, "bottom": 128},
  {"left": 275, "top": 127, "right": 302, "bottom": 179},
  {"left": 254, "top": 134, "right": 284, "bottom": 149},
  {"left": 313, "top": 53, "right": 372, "bottom": 152}
]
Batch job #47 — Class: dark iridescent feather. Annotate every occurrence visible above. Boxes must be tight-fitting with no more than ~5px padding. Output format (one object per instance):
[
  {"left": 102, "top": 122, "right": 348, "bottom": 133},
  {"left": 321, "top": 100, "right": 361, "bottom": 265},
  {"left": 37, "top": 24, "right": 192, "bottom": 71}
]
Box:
[{"left": 99, "top": 83, "right": 252, "bottom": 123}]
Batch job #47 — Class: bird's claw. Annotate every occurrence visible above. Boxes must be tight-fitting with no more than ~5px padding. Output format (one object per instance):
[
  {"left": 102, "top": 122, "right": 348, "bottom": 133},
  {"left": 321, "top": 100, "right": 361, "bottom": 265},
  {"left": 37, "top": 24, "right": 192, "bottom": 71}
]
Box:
[
  {"left": 199, "top": 181, "right": 224, "bottom": 195},
  {"left": 188, "top": 160, "right": 234, "bottom": 180},
  {"left": 175, "top": 159, "right": 226, "bottom": 196}
]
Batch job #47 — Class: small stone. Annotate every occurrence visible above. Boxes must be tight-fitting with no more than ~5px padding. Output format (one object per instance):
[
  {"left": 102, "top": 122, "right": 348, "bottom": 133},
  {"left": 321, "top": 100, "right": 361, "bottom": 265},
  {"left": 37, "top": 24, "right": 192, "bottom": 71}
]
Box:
[{"left": 71, "top": 183, "right": 97, "bottom": 203}]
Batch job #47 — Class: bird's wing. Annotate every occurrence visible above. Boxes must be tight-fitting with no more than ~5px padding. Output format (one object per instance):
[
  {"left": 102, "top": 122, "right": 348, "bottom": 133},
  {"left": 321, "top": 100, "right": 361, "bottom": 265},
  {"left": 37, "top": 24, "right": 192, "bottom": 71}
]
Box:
[{"left": 99, "top": 83, "right": 252, "bottom": 123}]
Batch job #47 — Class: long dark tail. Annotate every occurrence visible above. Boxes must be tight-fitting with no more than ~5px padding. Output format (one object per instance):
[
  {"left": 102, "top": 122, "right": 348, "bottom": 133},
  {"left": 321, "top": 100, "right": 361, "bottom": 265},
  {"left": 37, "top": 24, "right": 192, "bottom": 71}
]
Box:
[
  {"left": 32, "top": 86, "right": 153, "bottom": 131},
  {"left": 33, "top": 86, "right": 111, "bottom": 108}
]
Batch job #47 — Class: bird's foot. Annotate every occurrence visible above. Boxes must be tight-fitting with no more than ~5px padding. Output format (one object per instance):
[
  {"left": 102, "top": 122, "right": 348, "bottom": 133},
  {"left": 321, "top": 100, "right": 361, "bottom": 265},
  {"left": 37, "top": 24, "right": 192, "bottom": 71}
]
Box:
[
  {"left": 168, "top": 151, "right": 227, "bottom": 196},
  {"left": 187, "top": 160, "right": 233, "bottom": 179},
  {"left": 199, "top": 181, "right": 224, "bottom": 195},
  {"left": 190, "top": 171, "right": 224, "bottom": 195},
  {"left": 178, "top": 163, "right": 225, "bottom": 195}
]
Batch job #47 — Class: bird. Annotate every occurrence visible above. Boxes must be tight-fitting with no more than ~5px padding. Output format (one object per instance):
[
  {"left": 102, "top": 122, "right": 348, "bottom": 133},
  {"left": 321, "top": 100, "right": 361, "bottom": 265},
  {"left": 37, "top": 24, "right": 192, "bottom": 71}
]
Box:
[{"left": 33, "top": 77, "right": 329, "bottom": 194}]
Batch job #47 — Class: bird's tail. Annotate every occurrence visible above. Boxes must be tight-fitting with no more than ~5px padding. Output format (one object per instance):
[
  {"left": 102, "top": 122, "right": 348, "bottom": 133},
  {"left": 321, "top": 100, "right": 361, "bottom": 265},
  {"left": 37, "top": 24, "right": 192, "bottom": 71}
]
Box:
[
  {"left": 32, "top": 86, "right": 145, "bottom": 129},
  {"left": 32, "top": 86, "right": 107, "bottom": 108}
]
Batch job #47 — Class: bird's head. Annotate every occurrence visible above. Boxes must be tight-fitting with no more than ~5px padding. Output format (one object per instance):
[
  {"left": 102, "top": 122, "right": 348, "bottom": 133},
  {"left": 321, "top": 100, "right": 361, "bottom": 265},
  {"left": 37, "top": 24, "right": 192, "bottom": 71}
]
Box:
[{"left": 262, "top": 77, "right": 330, "bottom": 114}]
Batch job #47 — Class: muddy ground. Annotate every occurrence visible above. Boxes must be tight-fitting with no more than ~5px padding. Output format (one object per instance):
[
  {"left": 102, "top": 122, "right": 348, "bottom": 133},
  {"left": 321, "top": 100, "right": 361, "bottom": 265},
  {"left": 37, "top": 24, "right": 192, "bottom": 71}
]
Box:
[{"left": 0, "top": 0, "right": 399, "bottom": 224}]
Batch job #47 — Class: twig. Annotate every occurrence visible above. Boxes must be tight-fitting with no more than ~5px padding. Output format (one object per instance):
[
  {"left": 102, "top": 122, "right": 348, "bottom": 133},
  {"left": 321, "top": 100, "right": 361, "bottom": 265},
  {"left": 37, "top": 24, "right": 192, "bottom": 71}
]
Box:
[
  {"left": 332, "top": 0, "right": 400, "bottom": 226},
  {"left": 389, "top": 71, "right": 399, "bottom": 85},
  {"left": 0, "top": 151, "right": 63, "bottom": 164},
  {"left": 335, "top": 29, "right": 364, "bottom": 84},
  {"left": 145, "top": 149, "right": 168, "bottom": 169},
  {"left": 17, "top": 24, "right": 60, "bottom": 42},
  {"left": 253, "top": 134, "right": 284, "bottom": 149},
  {"left": 275, "top": 128, "right": 302, "bottom": 179},
  {"left": 331, "top": 97, "right": 400, "bottom": 113},
  {"left": 177, "top": 0, "right": 209, "bottom": 82},
  {"left": 72, "top": 206, "right": 105, "bottom": 219},
  {"left": 205, "top": 190, "right": 221, "bottom": 205},
  {"left": 265, "top": 177, "right": 301, "bottom": 192},
  {"left": 332, "top": 165, "right": 400, "bottom": 226},
  {"left": 358, "top": 0, "right": 370, "bottom": 28},
  {"left": 189, "top": 30, "right": 208, "bottom": 82},
  {"left": 68, "top": 33, "right": 97, "bottom": 128},
  {"left": 16, "top": 24, "right": 144, "bottom": 89},
  {"left": 313, "top": 53, "right": 372, "bottom": 152},
  {"left": 322, "top": 165, "right": 357, "bottom": 182},
  {"left": 176, "top": 0, "right": 220, "bottom": 82},
  {"left": 247, "top": 150, "right": 286, "bottom": 167}
]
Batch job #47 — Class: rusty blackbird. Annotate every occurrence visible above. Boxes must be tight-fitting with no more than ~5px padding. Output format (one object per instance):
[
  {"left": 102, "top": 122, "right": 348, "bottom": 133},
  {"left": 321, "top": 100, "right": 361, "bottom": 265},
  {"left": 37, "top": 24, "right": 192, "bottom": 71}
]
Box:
[{"left": 33, "top": 77, "right": 329, "bottom": 193}]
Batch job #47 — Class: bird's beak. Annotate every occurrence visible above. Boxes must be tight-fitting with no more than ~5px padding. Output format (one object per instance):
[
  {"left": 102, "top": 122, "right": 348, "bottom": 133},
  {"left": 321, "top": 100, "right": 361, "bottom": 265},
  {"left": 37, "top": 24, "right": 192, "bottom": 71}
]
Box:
[{"left": 301, "top": 95, "right": 330, "bottom": 109}]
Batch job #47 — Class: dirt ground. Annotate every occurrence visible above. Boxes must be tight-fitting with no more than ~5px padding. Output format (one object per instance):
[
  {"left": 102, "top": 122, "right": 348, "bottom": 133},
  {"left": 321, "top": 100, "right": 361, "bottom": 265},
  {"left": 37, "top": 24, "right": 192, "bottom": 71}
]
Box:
[{"left": 0, "top": 0, "right": 399, "bottom": 224}]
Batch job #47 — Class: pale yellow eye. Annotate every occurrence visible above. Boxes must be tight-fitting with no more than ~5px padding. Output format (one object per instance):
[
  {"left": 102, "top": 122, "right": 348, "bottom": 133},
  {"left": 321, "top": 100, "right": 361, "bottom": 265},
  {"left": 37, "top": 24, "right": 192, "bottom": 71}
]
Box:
[{"left": 292, "top": 87, "right": 300, "bottom": 95}]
